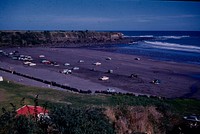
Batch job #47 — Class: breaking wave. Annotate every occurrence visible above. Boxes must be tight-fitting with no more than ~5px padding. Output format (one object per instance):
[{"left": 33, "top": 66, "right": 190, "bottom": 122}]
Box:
[
  {"left": 124, "top": 35, "right": 190, "bottom": 39},
  {"left": 124, "top": 35, "right": 154, "bottom": 38},
  {"left": 144, "top": 41, "right": 200, "bottom": 53},
  {"left": 158, "top": 35, "right": 190, "bottom": 39}
]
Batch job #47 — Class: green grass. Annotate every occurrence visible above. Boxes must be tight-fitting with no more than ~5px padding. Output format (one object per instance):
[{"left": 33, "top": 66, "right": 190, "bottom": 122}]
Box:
[
  {"left": 166, "top": 98, "right": 200, "bottom": 115},
  {"left": 0, "top": 80, "right": 113, "bottom": 113},
  {"left": 0, "top": 80, "right": 200, "bottom": 115}
]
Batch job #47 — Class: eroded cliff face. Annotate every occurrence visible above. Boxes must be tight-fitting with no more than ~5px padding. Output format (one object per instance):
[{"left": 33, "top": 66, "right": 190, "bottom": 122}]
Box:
[
  {"left": 105, "top": 106, "right": 166, "bottom": 134},
  {"left": 0, "top": 31, "right": 123, "bottom": 47}
]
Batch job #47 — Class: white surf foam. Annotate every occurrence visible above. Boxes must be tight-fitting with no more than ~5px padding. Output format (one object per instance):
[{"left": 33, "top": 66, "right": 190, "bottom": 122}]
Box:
[
  {"left": 158, "top": 35, "right": 190, "bottom": 39},
  {"left": 138, "top": 35, "right": 154, "bottom": 38},
  {"left": 144, "top": 41, "right": 200, "bottom": 53},
  {"left": 124, "top": 35, "right": 154, "bottom": 38}
]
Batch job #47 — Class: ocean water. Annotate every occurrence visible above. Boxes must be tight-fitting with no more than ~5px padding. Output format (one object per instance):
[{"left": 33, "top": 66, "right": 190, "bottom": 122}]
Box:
[{"left": 93, "top": 31, "right": 200, "bottom": 65}]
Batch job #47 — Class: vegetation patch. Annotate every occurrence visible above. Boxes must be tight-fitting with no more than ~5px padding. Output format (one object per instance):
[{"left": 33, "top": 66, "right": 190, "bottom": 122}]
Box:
[{"left": 0, "top": 81, "right": 200, "bottom": 133}]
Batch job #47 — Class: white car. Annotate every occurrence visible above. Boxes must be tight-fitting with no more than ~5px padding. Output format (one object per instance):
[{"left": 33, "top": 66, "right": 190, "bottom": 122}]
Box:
[
  {"left": 73, "top": 67, "right": 80, "bottom": 70},
  {"left": 99, "top": 76, "right": 109, "bottom": 81},
  {"left": 29, "top": 63, "right": 36, "bottom": 66},
  {"left": 64, "top": 63, "right": 70, "bottom": 66},
  {"left": 107, "top": 88, "right": 116, "bottom": 93},
  {"left": 183, "top": 115, "right": 200, "bottom": 122},
  {"left": 24, "top": 61, "right": 32, "bottom": 65},
  {"left": 93, "top": 62, "right": 101, "bottom": 66},
  {"left": 39, "top": 55, "right": 45, "bottom": 58},
  {"left": 79, "top": 60, "right": 84, "bottom": 63},
  {"left": 61, "top": 69, "right": 72, "bottom": 74}
]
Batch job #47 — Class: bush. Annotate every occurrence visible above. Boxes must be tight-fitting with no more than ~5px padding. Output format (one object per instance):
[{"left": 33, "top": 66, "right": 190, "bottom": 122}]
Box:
[
  {"left": 0, "top": 104, "right": 115, "bottom": 134},
  {"left": 50, "top": 106, "right": 115, "bottom": 134},
  {"left": 0, "top": 109, "right": 40, "bottom": 134}
]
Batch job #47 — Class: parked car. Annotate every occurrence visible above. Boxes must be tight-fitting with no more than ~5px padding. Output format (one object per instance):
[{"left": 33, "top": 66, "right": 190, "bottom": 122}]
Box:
[
  {"left": 64, "top": 63, "right": 70, "bottom": 66},
  {"left": 61, "top": 69, "right": 72, "bottom": 74},
  {"left": 72, "top": 67, "right": 79, "bottom": 70},
  {"left": 99, "top": 76, "right": 109, "bottom": 81},
  {"left": 106, "top": 88, "right": 116, "bottom": 93},
  {"left": 39, "top": 55, "right": 45, "bottom": 58},
  {"left": 107, "top": 70, "right": 113, "bottom": 74},
  {"left": 183, "top": 115, "right": 200, "bottom": 122},
  {"left": 79, "top": 60, "right": 84, "bottom": 63},
  {"left": 151, "top": 79, "right": 161, "bottom": 84},
  {"left": 93, "top": 62, "right": 101, "bottom": 66},
  {"left": 135, "top": 57, "right": 140, "bottom": 60},
  {"left": 106, "top": 57, "right": 112, "bottom": 60}
]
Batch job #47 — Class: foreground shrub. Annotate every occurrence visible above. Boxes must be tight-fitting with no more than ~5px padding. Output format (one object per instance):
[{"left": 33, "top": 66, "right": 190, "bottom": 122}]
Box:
[
  {"left": 50, "top": 106, "right": 115, "bottom": 134},
  {"left": 0, "top": 105, "right": 114, "bottom": 134}
]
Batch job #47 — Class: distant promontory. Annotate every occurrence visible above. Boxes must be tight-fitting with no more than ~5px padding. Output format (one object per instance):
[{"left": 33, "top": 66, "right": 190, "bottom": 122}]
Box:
[
  {"left": 0, "top": 31, "right": 124, "bottom": 47},
  {"left": 0, "top": 30, "right": 154, "bottom": 47}
]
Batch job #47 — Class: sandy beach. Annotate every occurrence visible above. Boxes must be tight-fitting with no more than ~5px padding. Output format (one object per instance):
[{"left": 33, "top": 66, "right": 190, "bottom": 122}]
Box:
[{"left": 0, "top": 47, "right": 200, "bottom": 99}]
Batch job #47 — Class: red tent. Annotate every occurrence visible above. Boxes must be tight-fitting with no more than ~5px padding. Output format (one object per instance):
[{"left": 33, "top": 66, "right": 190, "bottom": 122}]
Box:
[{"left": 16, "top": 105, "right": 48, "bottom": 116}]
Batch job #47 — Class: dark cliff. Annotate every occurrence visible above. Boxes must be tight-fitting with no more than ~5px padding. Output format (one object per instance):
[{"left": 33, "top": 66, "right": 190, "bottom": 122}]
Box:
[{"left": 0, "top": 31, "right": 123, "bottom": 47}]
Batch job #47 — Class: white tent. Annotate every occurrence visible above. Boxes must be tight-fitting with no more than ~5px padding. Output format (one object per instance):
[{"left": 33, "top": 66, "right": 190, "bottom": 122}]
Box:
[{"left": 0, "top": 76, "right": 3, "bottom": 82}]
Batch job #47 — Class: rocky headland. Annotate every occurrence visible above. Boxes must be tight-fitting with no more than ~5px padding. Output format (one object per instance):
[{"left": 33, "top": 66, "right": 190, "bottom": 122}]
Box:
[{"left": 0, "top": 30, "right": 153, "bottom": 47}]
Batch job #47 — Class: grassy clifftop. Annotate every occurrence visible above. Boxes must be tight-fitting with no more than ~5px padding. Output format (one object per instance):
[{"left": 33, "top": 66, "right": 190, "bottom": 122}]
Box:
[{"left": 0, "top": 30, "right": 123, "bottom": 47}]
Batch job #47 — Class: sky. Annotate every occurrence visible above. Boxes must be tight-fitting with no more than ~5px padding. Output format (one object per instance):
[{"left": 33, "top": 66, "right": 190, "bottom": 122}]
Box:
[{"left": 0, "top": 0, "right": 200, "bottom": 31}]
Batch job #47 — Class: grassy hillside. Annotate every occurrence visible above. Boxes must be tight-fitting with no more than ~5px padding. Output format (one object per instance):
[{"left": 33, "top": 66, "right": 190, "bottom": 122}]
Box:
[
  {"left": 0, "top": 80, "right": 200, "bottom": 133},
  {"left": 1, "top": 80, "right": 200, "bottom": 114}
]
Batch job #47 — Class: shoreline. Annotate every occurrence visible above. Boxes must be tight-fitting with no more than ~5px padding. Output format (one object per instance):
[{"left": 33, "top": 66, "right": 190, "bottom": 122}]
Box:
[
  {"left": 83, "top": 43, "right": 200, "bottom": 66},
  {"left": 1, "top": 47, "right": 200, "bottom": 99}
]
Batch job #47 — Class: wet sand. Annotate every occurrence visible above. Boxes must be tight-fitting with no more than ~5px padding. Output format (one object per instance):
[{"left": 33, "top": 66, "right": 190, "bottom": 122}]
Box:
[{"left": 0, "top": 47, "right": 200, "bottom": 99}]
